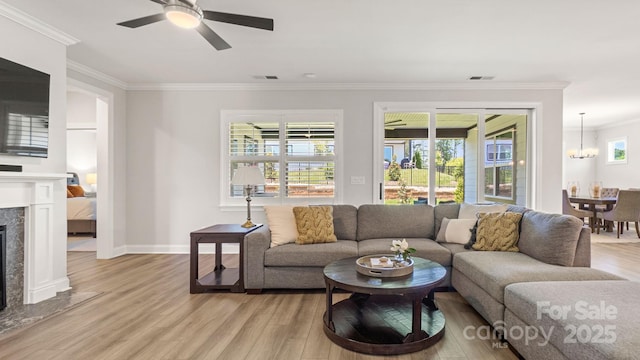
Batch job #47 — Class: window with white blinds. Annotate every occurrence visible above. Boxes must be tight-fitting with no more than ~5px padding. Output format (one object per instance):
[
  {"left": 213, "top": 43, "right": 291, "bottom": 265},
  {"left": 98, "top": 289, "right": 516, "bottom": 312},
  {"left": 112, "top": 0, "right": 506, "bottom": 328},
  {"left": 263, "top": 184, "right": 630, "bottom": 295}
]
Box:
[{"left": 222, "top": 110, "right": 342, "bottom": 204}]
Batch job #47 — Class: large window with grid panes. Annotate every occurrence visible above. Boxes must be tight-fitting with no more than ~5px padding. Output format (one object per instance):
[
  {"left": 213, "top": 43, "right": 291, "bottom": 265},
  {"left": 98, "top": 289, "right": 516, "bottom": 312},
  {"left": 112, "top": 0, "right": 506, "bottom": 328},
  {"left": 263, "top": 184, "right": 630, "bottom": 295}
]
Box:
[{"left": 221, "top": 110, "right": 342, "bottom": 205}]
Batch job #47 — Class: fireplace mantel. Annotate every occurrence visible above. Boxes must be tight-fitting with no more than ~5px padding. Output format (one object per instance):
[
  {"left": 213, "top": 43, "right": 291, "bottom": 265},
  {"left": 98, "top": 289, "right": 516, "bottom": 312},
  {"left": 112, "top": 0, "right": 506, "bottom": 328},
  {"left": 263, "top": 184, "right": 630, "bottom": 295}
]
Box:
[{"left": 0, "top": 172, "right": 69, "bottom": 304}]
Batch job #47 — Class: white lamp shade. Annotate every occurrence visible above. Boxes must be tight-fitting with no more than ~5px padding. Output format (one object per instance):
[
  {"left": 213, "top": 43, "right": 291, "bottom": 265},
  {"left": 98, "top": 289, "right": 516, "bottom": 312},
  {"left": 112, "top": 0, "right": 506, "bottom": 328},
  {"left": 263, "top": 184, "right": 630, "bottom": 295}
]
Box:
[
  {"left": 231, "top": 167, "right": 265, "bottom": 185},
  {"left": 86, "top": 173, "right": 97, "bottom": 185}
]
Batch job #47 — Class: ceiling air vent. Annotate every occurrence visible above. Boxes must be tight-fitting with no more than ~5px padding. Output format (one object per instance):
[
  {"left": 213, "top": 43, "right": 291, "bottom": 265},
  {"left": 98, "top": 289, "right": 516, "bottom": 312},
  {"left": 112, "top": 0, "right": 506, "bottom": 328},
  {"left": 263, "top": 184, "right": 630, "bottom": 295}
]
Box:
[
  {"left": 468, "top": 76, "right": 495, "bottom": 80},
  {"left": 252, "top": 75, "right": 279, "bottom": 80}
]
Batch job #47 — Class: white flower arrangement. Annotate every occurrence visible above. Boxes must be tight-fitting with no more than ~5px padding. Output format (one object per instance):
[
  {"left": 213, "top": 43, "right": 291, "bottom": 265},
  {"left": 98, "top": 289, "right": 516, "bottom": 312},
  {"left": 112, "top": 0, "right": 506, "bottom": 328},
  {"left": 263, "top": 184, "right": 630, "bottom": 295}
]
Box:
[{"left": 390, "top": 239, "right": 416, "bottom": 262}]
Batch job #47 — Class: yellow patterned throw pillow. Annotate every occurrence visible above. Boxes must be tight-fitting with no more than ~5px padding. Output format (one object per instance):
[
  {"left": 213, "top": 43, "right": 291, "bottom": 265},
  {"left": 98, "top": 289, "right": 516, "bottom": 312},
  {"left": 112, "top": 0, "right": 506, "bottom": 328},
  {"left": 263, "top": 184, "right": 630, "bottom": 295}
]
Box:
[
  {"left": 293, "top": 206, "right": 337, "bottom": 244},
  {"left": 472, "top": 212, "right": 523, "bottom": 252}
]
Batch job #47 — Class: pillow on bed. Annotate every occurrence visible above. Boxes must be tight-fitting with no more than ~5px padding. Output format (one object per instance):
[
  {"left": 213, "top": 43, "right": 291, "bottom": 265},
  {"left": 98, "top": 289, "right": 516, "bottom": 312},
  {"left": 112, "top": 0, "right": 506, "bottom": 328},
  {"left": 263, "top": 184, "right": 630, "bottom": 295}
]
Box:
[
  {"left": 67, "top": 185, "right": 85, "bottom": 197},
  {"left": 67, "top": 189, "right": 74, "bottom": 198}
]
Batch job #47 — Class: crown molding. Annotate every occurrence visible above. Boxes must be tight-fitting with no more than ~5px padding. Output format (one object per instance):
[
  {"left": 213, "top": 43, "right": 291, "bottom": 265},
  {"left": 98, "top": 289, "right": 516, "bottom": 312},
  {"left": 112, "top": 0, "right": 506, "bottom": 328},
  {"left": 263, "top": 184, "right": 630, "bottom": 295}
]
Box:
[
  {"left": 67, "top": 60, "right": 128, "bottom": 90},
  {"left": 63, "top": 59, "right": 570, "bottom": 93},
  {"left": 126, "top": 81, "right": 570, "bottom": 91},
  {"left": 0, "top": 1, "right": 79, "bottom": 46},
  {"left": 595, "top": 117, "right": 640, "bottom": 130}
]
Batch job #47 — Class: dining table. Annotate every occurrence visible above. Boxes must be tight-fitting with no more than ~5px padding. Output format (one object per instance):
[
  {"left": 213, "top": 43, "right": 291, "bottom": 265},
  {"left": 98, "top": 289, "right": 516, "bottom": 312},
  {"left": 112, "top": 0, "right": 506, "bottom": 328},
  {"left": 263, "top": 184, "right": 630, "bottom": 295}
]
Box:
[{"left": 568, "top": 195, "right": 617, "bottom": 232}]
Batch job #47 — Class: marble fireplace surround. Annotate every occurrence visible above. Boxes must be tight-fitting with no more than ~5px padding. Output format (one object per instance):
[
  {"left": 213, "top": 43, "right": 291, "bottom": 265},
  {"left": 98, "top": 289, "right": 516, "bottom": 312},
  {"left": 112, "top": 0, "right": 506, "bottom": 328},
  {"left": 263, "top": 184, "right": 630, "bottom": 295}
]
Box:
[{"left": 0, "top": 172, "right": 69, "bottom": 305}]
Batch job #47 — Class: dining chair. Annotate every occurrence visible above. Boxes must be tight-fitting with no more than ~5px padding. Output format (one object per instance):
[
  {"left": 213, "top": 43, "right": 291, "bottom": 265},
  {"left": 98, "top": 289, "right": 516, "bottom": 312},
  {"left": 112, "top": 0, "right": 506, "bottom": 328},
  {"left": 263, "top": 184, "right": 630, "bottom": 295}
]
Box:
[
  {"left": 562, "top": 190, "right": 592, "bottom": 226},
  {"left": 593, "top": 187, "right": 620, "bottom": 231},
  {"left": 625, "top": 188, "right": 640, "bottom": 230},
  {"left": 600, "top": 187, "right": 620, "bottom": 198},
  {"left": 596, "top": 190, "right": 640, "bottom": 238}
]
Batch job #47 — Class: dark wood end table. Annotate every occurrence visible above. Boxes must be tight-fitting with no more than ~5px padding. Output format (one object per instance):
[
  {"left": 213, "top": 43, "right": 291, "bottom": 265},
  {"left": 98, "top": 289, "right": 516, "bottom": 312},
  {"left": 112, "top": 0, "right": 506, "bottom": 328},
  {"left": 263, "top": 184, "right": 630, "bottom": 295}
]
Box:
[
  {"left": 323, "top": 256, "right": 446, "bottom": 355},
  {"left": 190, "top": 224, "right": 262, "bottom": 293}
]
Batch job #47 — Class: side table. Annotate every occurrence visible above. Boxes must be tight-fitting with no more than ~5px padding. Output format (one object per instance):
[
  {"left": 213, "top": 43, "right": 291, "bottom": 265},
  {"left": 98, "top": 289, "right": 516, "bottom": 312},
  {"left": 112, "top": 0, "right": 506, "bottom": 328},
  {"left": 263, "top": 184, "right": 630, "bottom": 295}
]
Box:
[{"left": 190, "top": 224, "right": 262, "bottom": 293}]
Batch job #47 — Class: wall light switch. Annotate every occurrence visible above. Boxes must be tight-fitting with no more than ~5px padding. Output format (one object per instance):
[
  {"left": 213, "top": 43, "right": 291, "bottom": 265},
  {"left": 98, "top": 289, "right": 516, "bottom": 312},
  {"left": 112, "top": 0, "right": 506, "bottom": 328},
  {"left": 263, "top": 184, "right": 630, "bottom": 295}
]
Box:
[{"left": 351, "top": 176, "right": 366, "bottom": 185}]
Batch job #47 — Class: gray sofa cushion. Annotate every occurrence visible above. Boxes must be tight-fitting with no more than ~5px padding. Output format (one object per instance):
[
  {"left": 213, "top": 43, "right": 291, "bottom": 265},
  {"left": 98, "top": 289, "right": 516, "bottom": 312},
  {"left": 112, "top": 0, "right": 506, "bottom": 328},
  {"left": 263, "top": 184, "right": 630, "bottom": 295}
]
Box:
[
  {"left": 357, "top": 238, "right": 453, "bottom": 267},
  {"left": 264, "top": 240, "right": 358, "bottom": 267},
  {"left": 331, "top": 205, "right": 358, "bottom": 240},
  {"left": 505, "top": 281, "right": 639, "bottom": 360},
  {"left": 506, "top": 204, "right": 531, "bottom": 214},
  {"left": 519, "top": 211, "right": 584, "bottom": 266},
  {"left": 453, "top": 252, "right": 625, "bottom": 302},
  {"left": 356, "top": 204, "right": 435, "bottom": 240},
  {"left": 438, "top": 242, "right": 472, "bottom": 257}
]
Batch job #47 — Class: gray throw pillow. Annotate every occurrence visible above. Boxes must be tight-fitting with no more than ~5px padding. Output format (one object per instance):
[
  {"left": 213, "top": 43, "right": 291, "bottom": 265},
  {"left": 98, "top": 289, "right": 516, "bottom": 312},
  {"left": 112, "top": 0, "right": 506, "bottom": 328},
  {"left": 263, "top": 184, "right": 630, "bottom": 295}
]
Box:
[{"left": 518, "top": 211, "right": 583, "bottom": 266}]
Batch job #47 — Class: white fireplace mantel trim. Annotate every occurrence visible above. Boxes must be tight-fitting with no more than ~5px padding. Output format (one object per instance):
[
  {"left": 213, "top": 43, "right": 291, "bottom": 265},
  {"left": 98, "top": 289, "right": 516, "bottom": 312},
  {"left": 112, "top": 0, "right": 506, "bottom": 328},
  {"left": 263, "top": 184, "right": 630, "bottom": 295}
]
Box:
[{"left": 0, "top": 172, "right": 69, "bottom": 304}]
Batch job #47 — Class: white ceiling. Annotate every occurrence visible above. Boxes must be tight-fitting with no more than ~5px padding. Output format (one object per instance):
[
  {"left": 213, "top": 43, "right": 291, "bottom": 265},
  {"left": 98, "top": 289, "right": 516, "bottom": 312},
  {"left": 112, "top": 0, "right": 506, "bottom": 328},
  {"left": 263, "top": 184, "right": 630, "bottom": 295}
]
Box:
[{"left": 4, "top": 0, "right": 640, "bottom": 128}]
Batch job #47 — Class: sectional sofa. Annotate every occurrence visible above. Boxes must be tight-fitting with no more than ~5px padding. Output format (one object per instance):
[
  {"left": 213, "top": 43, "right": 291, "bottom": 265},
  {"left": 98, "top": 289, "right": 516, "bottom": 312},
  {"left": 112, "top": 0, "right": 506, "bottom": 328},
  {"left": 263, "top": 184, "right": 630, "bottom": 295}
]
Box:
[{"left": 243, "top": 203, "right": 635, "bottom": 359}]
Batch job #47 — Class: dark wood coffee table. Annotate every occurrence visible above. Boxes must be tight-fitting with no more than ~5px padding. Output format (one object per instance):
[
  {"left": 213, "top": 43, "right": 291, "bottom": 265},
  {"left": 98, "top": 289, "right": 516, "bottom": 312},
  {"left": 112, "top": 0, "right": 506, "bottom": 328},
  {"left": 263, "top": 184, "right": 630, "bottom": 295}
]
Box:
[{"left": 323, "top": 256, "right": 446, "bottom": 355}]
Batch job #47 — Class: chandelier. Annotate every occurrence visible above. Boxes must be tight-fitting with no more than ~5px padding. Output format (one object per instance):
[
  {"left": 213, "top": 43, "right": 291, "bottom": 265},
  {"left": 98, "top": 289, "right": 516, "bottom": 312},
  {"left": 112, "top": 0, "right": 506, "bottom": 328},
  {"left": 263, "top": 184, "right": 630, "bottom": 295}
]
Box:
[{"left": 568, "top": 113, "right": 598, "bottom": 159}]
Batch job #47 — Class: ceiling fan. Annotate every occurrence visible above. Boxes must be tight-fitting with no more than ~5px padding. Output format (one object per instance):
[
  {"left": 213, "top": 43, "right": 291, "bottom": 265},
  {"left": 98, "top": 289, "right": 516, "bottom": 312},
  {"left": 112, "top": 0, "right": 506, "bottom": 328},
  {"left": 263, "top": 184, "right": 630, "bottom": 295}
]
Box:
[
  {"left": 384, "top": 119, "right": 407, "bottom": 129},
  {"left": 117, "top": 0, "right": 274, "bottom": 50}
]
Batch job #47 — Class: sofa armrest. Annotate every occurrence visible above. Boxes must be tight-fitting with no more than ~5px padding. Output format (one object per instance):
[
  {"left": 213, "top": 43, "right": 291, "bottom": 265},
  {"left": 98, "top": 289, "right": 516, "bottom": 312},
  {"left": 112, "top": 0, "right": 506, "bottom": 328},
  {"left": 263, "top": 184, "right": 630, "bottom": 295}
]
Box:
[
  {"left": 572, "top": 226, "right": 591, "bottom": 267},
  {"left": 243, "top": 225, "right": 271, "bottom": 290}
]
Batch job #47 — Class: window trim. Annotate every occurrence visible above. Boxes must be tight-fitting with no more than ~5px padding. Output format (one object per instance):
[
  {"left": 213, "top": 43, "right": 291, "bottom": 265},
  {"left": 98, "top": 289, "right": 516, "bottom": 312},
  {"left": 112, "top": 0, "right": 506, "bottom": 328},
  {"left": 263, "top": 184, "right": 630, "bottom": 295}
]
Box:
[
  {"left": 606, "top": 137, "right": 627, "bottom": 164},
  {"left": 221, "top": 109, "right": 343, "bottom": 207}
]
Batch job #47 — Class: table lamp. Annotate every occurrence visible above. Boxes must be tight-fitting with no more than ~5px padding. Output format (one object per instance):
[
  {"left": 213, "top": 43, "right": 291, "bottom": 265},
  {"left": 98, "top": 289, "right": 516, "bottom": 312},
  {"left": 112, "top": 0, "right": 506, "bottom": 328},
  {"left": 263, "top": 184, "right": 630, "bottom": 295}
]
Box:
[
  {"left": 231, "top": 166, "right": 265, "bottom": 228},
  {"left": 86, "top": 173, "right": 97, "bottom": 192}
]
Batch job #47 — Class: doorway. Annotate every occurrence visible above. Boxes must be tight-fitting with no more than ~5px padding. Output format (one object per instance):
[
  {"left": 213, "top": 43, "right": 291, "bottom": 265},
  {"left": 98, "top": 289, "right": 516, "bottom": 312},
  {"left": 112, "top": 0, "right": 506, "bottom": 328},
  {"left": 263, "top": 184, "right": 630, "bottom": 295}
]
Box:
[{"left": 67, "top": 80, "right": 115, "bottom": 259}]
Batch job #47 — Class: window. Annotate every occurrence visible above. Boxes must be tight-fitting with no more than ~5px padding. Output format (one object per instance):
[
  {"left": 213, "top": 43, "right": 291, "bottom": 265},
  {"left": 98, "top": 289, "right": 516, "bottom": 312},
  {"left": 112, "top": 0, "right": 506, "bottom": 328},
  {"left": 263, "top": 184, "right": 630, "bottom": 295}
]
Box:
[
  {"left": 222, "top": 110, "right": 342, "bottom": 205},
  {"left": 486, "top": 144, "right": 512, "bottom": 161},
  {"left": 607, "top": 137, "right": 627, "bottom": 164},
  {"left": 375, "top": 104, "right": 530, "bottom": 207},
  {"left": 485, "top": 128, "right": 515, "bottom": 200}
]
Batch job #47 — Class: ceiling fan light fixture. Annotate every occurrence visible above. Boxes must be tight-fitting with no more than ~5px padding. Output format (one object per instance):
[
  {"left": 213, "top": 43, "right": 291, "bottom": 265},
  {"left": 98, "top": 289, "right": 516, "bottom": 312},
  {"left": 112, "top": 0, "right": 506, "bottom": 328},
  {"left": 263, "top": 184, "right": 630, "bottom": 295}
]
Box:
[{"left": 164, "top": 4, "right": 203, "bottom": 29}]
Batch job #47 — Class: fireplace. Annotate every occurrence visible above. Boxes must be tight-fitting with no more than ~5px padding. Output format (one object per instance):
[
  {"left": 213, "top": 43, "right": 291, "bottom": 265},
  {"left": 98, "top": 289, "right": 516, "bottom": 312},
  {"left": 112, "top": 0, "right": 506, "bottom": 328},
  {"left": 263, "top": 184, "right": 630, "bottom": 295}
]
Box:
[
  {"left": 0, "top": 173, "right": 69, "bottom": 305},
  {"left": 1, "top": 225, "right": 5, "bottom": 311},
  {"left": 0, "top": 207, "right": 25, "bottom": 313}
]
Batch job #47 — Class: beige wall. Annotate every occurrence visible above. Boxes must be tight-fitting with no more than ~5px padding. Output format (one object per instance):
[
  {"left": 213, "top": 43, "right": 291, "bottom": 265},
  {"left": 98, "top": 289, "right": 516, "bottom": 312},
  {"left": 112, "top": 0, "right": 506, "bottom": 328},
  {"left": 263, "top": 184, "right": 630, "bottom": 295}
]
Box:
[
  {"left": 123, "top": 87, "right": 563, "bottom": 252},
  {"left": 563, "top": 119, "right": 640, "bottom": 192}
]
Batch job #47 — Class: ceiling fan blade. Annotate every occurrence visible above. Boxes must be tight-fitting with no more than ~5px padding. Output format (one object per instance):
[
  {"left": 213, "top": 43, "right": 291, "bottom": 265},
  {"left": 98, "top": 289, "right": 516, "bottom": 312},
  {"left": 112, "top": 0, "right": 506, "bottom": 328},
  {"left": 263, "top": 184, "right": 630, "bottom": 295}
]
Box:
[
  {"left": 149, "top": 0, "right": 167, "bottom": 4},
  {"left": 195, "top": 23, "right": 231, "bottom": 50},
  {"left": 117, "top": 13, "right": 166, "bottom": 28},
  {"left": 203, "top": 11, "right": 274, "bottom": 31}
]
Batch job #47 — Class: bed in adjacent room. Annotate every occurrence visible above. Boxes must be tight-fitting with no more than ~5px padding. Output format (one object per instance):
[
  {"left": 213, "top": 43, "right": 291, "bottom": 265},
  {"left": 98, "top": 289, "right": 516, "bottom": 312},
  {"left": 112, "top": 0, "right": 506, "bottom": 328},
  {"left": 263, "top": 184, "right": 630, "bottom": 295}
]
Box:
[{"left": 67, "top": 172, "right": 96, "bottom": 237}]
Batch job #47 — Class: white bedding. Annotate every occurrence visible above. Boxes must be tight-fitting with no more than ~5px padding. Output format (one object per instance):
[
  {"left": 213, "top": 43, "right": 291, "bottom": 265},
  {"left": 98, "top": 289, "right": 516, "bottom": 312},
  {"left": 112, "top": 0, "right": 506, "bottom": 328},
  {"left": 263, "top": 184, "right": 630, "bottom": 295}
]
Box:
[{"left": 67, "top": 197, "right": 97, "bottom": 220}]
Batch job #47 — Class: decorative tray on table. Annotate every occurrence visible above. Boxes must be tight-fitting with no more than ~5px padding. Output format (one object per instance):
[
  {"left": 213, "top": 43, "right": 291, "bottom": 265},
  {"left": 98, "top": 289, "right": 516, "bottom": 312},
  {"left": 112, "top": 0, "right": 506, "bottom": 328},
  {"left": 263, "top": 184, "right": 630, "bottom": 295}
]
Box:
[{"left": 355, "top": 254, "right": 414, "bottom": 278}]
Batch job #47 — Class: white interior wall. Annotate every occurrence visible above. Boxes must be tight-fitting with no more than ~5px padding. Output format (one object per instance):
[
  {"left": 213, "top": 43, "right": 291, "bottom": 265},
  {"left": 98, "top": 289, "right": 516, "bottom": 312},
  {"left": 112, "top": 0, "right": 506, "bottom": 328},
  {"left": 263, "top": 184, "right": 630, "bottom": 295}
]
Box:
[
  {"left": 66, "top": 91, "right": 97, "bottom": 189},
  {"left": 595, "top": 119, "right": 640, "bottom": 189},
  {"left": 563, "top": 127, "right": 601, "bottom": 195},
  {"left": 0, "top": 15, "right": 70, "bottom": 291},
  {"left": 562, "top": 119, "right": 639, "bottom": 194},
  {"left": 125, "top": 87, "right": 563, "bottom": 253},
  {"left": 67, "top": 91, "right": 96, "bottom": 127},
  {"left": 66, "top": 130, "right": 96, "bottom": 189}
]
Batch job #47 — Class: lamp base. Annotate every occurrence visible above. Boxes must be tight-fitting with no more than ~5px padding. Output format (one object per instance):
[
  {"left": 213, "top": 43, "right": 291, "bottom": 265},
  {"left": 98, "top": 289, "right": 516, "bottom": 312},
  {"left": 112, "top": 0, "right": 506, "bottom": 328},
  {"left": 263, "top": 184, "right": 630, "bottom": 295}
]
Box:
[{"left": 241, "top": 220, "right": 256, "bottom": 228}]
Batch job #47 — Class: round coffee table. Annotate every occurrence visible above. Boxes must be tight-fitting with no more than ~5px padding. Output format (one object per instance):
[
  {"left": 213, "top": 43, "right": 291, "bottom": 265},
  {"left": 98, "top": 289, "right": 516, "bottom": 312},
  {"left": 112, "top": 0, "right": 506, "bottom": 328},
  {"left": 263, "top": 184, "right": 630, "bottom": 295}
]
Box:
[{"left": 323, "top": 256, "right": 446, "bottom": 355}]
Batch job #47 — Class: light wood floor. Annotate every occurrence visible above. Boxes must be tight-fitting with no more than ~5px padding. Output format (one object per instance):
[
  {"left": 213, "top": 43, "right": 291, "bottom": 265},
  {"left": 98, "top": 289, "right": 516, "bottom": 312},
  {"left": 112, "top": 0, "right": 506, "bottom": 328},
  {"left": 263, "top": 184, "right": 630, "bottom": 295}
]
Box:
[{"left": 0, "top": 243, "right": 637, "bottom": 360}]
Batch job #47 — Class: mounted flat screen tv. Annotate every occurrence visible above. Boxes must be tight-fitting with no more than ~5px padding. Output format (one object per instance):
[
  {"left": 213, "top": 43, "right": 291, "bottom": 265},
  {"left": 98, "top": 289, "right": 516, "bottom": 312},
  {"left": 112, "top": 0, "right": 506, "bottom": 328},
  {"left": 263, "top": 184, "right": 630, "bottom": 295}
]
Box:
[{"left": 0, "top": 57, "right": 50, "bottom": 158}]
